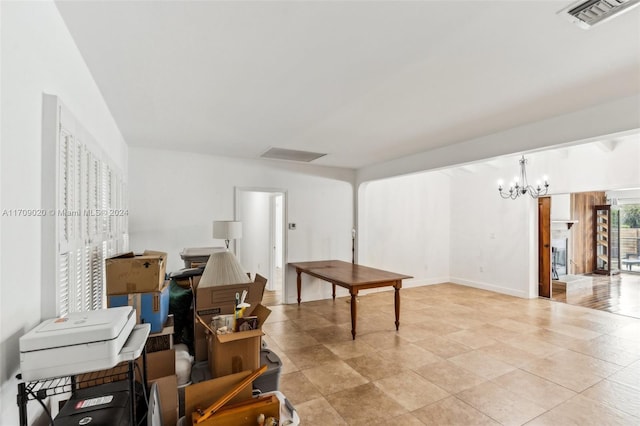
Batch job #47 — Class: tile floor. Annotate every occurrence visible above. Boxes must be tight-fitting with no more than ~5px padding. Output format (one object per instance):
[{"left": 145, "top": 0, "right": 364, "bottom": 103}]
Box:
[{"left": 263, "top": 283, "right": 640, "bottom": 425}]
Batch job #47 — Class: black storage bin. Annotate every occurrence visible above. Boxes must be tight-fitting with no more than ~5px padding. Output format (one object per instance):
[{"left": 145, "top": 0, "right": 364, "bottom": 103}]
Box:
[{"left": 253, "top": 349, "right": 282, "bottom": 393}]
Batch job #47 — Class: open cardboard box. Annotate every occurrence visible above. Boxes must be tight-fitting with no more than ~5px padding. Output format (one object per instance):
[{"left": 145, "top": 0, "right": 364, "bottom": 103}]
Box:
[
  {"left": 192, "top": 274, "right": 267, "bottom": 362},
  {"left": 185, "top": 369, "right": 279, "bottom": 426},
  {"left": 145, "top": 349, "right": 178, "bottom": 426},
  {"left": 197, "top": 304, "right": 271, "bottom": 378}
]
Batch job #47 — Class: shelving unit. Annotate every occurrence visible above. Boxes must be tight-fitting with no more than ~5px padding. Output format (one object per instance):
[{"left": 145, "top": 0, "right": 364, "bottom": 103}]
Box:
[
  {"left": 593, "top": 205, "right": 620, "bottom": 275},
  {"left": 17, "top": 324, "right": 150, "bottom": 426}
]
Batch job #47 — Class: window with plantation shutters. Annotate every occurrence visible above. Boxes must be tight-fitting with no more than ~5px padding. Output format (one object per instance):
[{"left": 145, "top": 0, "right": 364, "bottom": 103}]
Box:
[{"left": 42, "top": 95, "right": 128, "bottom": 318}]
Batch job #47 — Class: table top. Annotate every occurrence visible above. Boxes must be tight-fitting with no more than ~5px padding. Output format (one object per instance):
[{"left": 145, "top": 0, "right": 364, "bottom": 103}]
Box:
[{"left": 289, "top": 260, "right": 412, "bottom": 287}]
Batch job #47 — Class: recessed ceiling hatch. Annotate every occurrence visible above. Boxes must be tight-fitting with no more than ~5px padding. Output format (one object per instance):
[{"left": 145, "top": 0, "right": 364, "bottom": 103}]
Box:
[
  {"left": 260, "top": 147, "right": 327, "bottom": 163},
  {"left": 558, "top": 0, "right": 640, "bottom": 29}
]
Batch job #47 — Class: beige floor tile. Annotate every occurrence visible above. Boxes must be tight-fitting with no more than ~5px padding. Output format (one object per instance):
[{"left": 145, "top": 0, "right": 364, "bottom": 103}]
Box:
[
  {"left": 412, "top": 396, "right": 500, "bottom": 426},
  {"left": 543, "top": 322, "right": 602, "bottom": 340},
  {"left": 296, "top": 397, "right": 347, "bottom": 425},
  {"left": 302, "top": 359, "right": 368, "bottom": 395},
  {"left": 277, "top": 350, "right": 299, "bottom": 374},
  {"left": 581, "top": 379, "right": 640, "bottom": 418},
  {"left": 324, "top": 339, "right": 376, "bottom": 360},
  {"left": 505, "top": 334, "right": 564, "bottom": 358},
  {"left": 568, "top": 339, "right": 640, "bottom": 367},
  {"left": 611, "top": 322, "right": 640, "bottom": 342},
  {"left": 526, "top": 394, "right": 638, "bottom": 426},
  {"left": 326, "top": 382, "right": 407, "bottom": 424},
  {"left": 356, "top": 330, "right": 410, "bottom": 349},
  {"left": 444, "top": 329, "right": 499, "bottom": 349},
  {"left": 279, "top": 371, "right": 322, "bottom": 405},
  {"left": 373, "top": 370, "right": 449, "bottom": 411},
  {"left": 397, "top": 310, "right": 439, "bottom": 325},
  {"left": 479, "top": 342, "right": 545, "bottom": 367},
  {"left": 291, "top": 313, "right": 336, "bottom": 330},
  {"left": 413, "top": 335, "right": 473, "bottom": 359},
  {"left": 414, "top": 317, "right": 465, "bottom": 336},
  {"left": 395, "top": 323, "right": 442, "bottom": 342},
  {"left": 608, "top": 360, "right": 640, "bottom": 391},
  {"left": 379, "top": 343, "right": 443, "bottom": 370},
  {"left": 413, "top": 360, "right": 486, "bottom": 393},
  {"left": 261, "top": 284, "right": 640, "bottom": 425},
  {"left": 262, "top": 308, "right": 289, "bottom": 324},
  {"left": 345, "top": 354, "right": 407, "bottom": 381},
  {"left": 473, "top": 324, "right": 522, "bottom": 341},
  {"left": 305, "top": 324, "right": 355, "bottom": 343},
  {"left": 548, "top": 349, "right": 622, "bottom": 377},
  {"left": 384, "top": 413, "right": 426, "bottom": 425},
  {"left": 283, "top": 344, "right": 340, "bottom": 370},
  {"left": 457, "top": 381, "right": 547, "bottom": 426},
  {"left": 532, "top": 328, "right": 591, "bottom": 349},
  {"left": 492, "top": 369, "right": 576, "bottom": 410},
  {"left": 268, "top": 330, "right": 320, "bottom": 350},
  {"left": 521, "top": 357, "right": 606, "bottom": 392},
  {"left": 490, "top": 318, "right": 542, "bottom": 334},
  {"left": 588, "top": 334, "right": 640, "bottom": 354},
  {"left": 262, "top": 319, "right": 301, "bottom": 336},
  {"left": 449, "top": 350, "right": 516, "bottom": 379}
]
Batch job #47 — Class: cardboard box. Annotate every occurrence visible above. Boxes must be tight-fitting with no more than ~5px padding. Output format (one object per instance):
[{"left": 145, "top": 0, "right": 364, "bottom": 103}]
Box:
[
  {"left": 184, "top": 370, "right": 254, "bottom": 425},
  {"left": 200, "top": 304, "right": 271, "bottom": 378},
  {"left": 106, "top": 250, "right": 167, "bottom": 295},
  {"left": 145, "top": 315, "right": 174, "bottom": 353},
  {"left": 193, "top": 275, "right": 267, "bottom": 362},
  {"left": 107, "top": 280, "right": 170, "bottom": 333},
  {"left": 145, "top": 349, "right": 178, "bottom": 426}
]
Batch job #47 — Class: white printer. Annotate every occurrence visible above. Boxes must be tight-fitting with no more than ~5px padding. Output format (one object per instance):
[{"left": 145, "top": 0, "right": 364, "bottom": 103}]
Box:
[{"left": 19, "top": 306, "right": 137, "bottom": 381}]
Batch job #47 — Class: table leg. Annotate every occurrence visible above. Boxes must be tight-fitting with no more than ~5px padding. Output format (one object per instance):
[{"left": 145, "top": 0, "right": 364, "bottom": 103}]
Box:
[
  {"left": 350, "top": 291, "right": 358, "bottom": 340},
  {"left": 394, "top": 283, "right": 400, "bottom": 331},
  {"left": 332, "top": 283, "right": 336, "bottom": 300},
  {"left": 296, "top": 270, "right": 302, "bottom": 305}
]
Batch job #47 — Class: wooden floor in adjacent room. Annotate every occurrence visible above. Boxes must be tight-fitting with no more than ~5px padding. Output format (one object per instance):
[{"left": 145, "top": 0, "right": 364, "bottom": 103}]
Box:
[
  {"left": 263, "top": 283, "right": 640, "bottom": 425},
  {"left": 552, "top": 272, "right": 640, "bottom": 319}
]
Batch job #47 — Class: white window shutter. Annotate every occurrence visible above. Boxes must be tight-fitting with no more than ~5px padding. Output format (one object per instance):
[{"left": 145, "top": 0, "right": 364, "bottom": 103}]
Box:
[{"left": 49, "top": 97, "right": 128, "bottom": 317}]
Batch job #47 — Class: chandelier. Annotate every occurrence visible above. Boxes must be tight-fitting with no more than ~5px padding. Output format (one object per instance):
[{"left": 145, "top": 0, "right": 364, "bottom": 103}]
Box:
[{"left": 498, "top": 155, "right": 549, "bottom": 200}]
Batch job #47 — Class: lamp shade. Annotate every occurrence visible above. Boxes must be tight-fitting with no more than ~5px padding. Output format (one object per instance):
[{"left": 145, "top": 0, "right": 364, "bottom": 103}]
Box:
[
  {"left": 199, "top": 251, "right": 251, "bottom": 287},
  {"left": 212, "top": 221, "right": 242, "bottom": 240}
]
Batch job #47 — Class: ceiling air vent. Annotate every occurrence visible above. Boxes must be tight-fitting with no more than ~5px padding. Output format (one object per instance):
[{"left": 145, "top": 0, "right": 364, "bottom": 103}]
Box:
[
  {"left": 558, "top": 0, "right": 640, "bottom": 29},
  {"left": 260, "top": 147, "right": 326, "bottom": 163}
]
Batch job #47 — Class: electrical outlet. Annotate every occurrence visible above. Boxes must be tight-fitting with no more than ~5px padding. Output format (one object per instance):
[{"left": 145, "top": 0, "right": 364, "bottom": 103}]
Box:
[{"left": 288, "top": 223, "right": 296, "bottom": 230}]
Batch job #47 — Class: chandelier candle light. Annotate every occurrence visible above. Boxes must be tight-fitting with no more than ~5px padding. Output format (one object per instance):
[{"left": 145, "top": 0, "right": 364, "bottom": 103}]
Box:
[{"left": 498, "top": 155, "right": 549, "bottom": 200}]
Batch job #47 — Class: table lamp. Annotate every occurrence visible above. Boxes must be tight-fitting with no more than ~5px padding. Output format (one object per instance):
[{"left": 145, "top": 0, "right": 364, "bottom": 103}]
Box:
[{"left": 199, "top": 221, "right": 251, "bottom": 287}]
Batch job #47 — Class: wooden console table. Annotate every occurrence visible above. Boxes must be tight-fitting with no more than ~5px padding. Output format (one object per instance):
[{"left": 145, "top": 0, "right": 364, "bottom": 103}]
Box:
[{"left": 289, "top": 260, "right": 412, "bottom": 340}]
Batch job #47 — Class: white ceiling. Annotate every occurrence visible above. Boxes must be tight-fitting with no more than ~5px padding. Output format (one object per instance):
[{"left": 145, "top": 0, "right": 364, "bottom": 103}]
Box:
[{"left": 55, "top": 0, "right": 640, "bottom": 169}]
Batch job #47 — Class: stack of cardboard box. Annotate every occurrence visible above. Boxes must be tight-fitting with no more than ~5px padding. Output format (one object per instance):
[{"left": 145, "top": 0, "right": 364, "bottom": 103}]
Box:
[
  {"left": 105, "top": 250, "right": 170, "bottom": 334},
  {"left": 102, "top": 250, "right": 179, "bottom": 423}
]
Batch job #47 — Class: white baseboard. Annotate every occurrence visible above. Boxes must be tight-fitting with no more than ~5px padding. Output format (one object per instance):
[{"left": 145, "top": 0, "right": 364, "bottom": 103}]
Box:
[{"left": 449, "top": 277, "right": 531, "bottom": 298}]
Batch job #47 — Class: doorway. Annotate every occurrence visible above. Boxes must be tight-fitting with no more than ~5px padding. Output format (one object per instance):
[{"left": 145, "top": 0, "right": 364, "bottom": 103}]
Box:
[{"left": 235, "top": 188, "right": 286, "bottom": 305}]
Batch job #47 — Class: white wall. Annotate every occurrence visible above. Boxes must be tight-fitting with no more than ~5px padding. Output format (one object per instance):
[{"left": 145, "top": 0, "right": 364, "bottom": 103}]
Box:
[
  {"left": 128, "top": 147, "right": 355, "bottom": 303},
  {"left": 356, "top": 136, "right": 639, "bottom": 300},
  {"left": 448, "top": 137, "right": 640, "bottom": 298},
  {"left": 358, "top": 171, "right": 451, "bottom": 291},
  {"left": 0, "top": 1, "right": 127, "bottom": 423},
  {"left": 551, "top": 194, "right": 571, "bottom": 221}
]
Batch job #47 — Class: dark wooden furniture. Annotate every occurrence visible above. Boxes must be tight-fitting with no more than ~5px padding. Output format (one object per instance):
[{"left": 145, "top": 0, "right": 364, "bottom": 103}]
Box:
[
  {"left": 594, "top": 205, "right": 620, "bottom": 275},
  {"left": 289, "top": 260, "right": 412, "bottom": 340}
]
